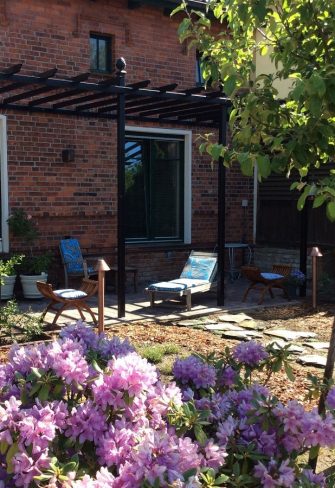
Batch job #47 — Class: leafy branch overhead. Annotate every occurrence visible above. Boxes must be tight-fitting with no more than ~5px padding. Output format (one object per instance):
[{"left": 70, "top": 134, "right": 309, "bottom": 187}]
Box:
[{"left": 173, "top": 0, "right": 335, "bottom": 219}]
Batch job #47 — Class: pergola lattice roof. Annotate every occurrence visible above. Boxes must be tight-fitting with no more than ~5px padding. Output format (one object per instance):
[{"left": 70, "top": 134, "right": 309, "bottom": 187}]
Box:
[
  {"left": 0, "top": 63, "right": 230, "bottom": 128},
  {"left": 0, "top": 59, "right": 230, "bottom": 317}
]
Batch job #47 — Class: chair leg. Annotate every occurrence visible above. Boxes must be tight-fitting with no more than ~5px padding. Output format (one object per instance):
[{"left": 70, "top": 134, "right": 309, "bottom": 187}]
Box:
[
  {"left": 52, "top": 303, "right": 70, "bottom": 326},
  {"left": 79, "top": 302, "right": 97, "bottom": 325},
  {"left": 258, "top": 286, "right": 269, "bottom": 305},
  {"left": 243, "top": 283, "right": 256, "bottom": 302},
  {"left": 64, "top": 267, "right": 69, "bottom": 289},
  {"left": 149, "top": 291, "right": 155, "bottom": 308},
  {"left": 281, "top": 285, "right": 291, "bottom": 301},
  {"left": 40, "top": 300, "right": 57, "bottom": 321},
  {"left": 268, "top": 286, "right": 274, "bottom": 298},
  {"left": 77, "top": 307, "right": 86, "bottom": 321},
  {"left": 186, "top": 290, "right": 191, "bottom": 311}
]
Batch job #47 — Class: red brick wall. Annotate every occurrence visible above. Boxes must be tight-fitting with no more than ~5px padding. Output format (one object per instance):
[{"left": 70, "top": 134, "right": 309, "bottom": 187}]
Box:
[{"left": 0, "top": 0, "right": 254, "bottom": 285}]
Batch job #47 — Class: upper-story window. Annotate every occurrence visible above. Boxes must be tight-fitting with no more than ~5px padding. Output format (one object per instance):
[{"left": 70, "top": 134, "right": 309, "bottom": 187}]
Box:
[{"left": 90, "top": 34, "right": 112, "bottom": 74}]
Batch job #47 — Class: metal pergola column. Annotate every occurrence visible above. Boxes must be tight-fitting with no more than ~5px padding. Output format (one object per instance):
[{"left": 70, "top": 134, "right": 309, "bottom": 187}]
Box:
[
  {"left": 217, "top": 106, "right": 227, "bottom": 305},
  {"left": 116, "top": 59, "right": 127, "bottom": 318}
]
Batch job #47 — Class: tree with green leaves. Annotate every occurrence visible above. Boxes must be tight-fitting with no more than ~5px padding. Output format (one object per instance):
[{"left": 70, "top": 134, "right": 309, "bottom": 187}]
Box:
[{"left": 173, "top": 0, "right": 335, "bottom": 220}]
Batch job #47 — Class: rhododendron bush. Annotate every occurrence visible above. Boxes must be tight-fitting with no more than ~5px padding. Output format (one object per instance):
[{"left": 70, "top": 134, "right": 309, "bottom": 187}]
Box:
[{"left": 0, "top": 322, "right": 335, "bottom": 487}]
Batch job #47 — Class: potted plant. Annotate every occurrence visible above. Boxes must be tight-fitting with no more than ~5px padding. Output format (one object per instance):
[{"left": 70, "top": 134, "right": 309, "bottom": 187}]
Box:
[
  {"left": 0, "top": 254, "right": 24, "bottom": 300},
  {"left": 7, "top": 209, "right": 53, "bottom": 299},
  {"left": 285, "top": 268, "right": 306, "bottom": 298}
]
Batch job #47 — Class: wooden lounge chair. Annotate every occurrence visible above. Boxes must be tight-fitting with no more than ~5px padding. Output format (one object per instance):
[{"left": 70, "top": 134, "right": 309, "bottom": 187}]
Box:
[
  {"left": 59, "top": 238, "right": 98, "bottom": 288},
  {"left": 241, "top": 265, "right": 291, "bottom": 305},
  {"left": 146, "top": 251, "right": 217, "bottom": 311},
  {"left": 36, "top": 278, "right": 98, "bottom": 326}
]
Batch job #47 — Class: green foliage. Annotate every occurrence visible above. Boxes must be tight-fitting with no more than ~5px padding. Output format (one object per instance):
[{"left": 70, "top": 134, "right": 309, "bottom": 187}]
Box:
[
  {"left": 7, "top": 208, "right": 53, "bottom": 273},
  {"left": 0, "top": 299, "right": 43, "bottom": 341},
  {"left": 0, "top": 254, "right": 24, "bottom": 277},
  {"left": 7, "top": 209, "right": 39, "bottom": 245},
  {"left": 174, "top": 0, "right": 335, "bottom": 216},
  {"left": 139, "top": 343, "right": 181, "bottom": 364},
  {"left": 19, "top": 252, "right": 53, "bottom": 275}
]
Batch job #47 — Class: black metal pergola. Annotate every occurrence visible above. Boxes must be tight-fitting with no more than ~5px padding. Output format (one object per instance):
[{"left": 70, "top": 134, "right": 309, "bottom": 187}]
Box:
[{"left": 0, "top": 58, "right": 231, "bottom": 317}]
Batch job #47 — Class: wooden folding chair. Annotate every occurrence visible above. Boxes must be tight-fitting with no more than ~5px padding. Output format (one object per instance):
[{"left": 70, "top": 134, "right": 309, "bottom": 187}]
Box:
[
  {"left": 241, "top": 265, "right": 290, "bottom": 305},
  {"left": 37, "top": 278, "right": 98, "bottom": 326}
]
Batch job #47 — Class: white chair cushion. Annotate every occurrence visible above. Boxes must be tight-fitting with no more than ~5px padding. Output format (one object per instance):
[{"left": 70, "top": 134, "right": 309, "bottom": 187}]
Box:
[
  {"left": 148, "top": 279, "right": 208, "bottom": 292},
  {"left": 54, "top": 289, "right": 88, "bottom": 300}
]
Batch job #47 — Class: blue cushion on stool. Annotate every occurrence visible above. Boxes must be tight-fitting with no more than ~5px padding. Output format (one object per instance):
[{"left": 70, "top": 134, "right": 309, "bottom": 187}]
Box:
[{"left": 261, "top": 273, "right": 283, "bottom": 280}]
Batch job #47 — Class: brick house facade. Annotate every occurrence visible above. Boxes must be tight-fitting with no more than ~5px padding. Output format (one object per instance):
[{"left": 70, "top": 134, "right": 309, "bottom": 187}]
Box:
[{"left": 0, "top": 0, "right": 254, "bottom": 288}]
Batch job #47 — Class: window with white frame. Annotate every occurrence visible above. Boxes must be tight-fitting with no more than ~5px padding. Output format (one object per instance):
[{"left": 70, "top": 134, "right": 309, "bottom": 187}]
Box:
[
  {"left": 0, "top": 115, "right": 9, "bottom": 253},
  {"left": 125, "top": 127, "right": 192, "bottom": 244}
]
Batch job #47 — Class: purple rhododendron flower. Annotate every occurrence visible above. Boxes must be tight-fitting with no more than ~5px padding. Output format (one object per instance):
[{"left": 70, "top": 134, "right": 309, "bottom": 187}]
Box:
[
  {"left": 302, "top": 469, "right": 326, "bottom": 487},
  {"left": 1, "top": 320, "right": 335, "bottom": 487},
  {"left": 220, "top": 366, "right": 238, "bottom": 387},
  {"left": 326, "top": 387, "right": 335, "bottom": 410},
  {"left": 173, "top": 355, "right": 216, "bottom": 389},
  {"left": 233, "top": 341, "right": 268, "bottom": 366}
]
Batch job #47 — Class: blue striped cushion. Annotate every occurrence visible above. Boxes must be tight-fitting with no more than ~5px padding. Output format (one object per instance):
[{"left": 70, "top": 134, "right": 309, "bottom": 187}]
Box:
[
  {"left": 180, "top": 257, "right": 217, "bottom": 281},
  {"left": 261, "top": 273, "right": 283, "bottom": 280},
  {"left": 54, "top": 289, "right": 87, "bottom": 299}
]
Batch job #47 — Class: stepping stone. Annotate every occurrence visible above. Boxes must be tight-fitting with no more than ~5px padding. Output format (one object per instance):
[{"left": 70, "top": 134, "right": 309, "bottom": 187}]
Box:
[
  {"left": 177, "top": 320, "right": 206, "bottom": 329},
  {"left": 297, "top": 355, "right": 327, "bottom": 368},
  {"left": 220, "top": 330, "right": 263, "bottom": 341},
  {"left": 264, "top": 329, "right": 317, "bottom": 341},
  {"left": 238, "top": 319, "right": 266, "bottom": 331},
  {"left": 219, "top": 312, "right": 254, "bottom": 324},
  {"left": 266, "top": 339, "right": 305, "bottom": 355},
  {"left": 303, "top": 342, "right": 330, "bottom": 351},
  {"left": 205, "top": 323, "right": 244, "bottom": 332}
]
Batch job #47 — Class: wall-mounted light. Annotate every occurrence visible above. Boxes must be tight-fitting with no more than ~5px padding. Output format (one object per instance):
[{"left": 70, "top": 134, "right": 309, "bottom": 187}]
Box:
[{"left": 61, "top": 149, "right": 75, "bottom": 163}]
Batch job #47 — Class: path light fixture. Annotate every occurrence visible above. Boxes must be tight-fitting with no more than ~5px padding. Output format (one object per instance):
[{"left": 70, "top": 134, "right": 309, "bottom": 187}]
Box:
[
  {"left": 310, "top": 246, "right": 323, "bottom": 309},
  {"left": 96, "top": 258, "right": 110, "bottom": 333}
]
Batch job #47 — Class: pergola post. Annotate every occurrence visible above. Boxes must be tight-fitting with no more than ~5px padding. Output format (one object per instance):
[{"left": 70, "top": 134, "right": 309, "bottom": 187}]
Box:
[
  {"left": 116, "top": 58, "right": 127, "bottom": 318},
  {"left": 299, "top": 199, "right": 309, "bottom": 297},
  {"left": 217, "top": 105, "right": 227, "bottom": 306}
]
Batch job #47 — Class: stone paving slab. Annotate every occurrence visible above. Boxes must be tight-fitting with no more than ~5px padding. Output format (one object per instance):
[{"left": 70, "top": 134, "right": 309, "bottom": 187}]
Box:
[
  {"left": 205, "top": 323, "right": 244, "bottom": 332},
  {"left": 218, "top": 313, "right": 254, "bottom": 323},
  {"left": 176, "top": 319, "right": 207, "bottom": 329},
  {"left": 266, "top": 339, "right": 305, "bottom": 355},
  {"left": 297, "top": 355, "right": 327, "bottom": 368},
  {"left": 220, "top": 330, "right": 264, "bottom": 341},
  {"left": 238, "top": 320, "right": 266, "bottom": 331},
  {"left": 302, "top": 341, "right": 330, "bottom": 350},
  {"left": 264, "top": 329, "right": 317, "bottom": 341}
]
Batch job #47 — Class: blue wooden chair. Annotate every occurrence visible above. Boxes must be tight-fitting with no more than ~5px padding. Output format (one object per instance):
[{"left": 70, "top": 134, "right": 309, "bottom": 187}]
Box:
[
  {"left": 59, "top": 238, "right": 98, "bottom": 288},
  {"left": 146, "top": 251, "right": 217, "bottom": 311}
]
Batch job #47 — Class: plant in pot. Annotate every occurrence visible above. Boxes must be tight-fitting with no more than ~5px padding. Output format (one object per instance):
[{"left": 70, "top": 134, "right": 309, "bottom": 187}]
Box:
[
  {"left": 285, "top": 268, "right": 306, "bottom": 298},
  {"left": 7, "top": 209, "right": 53, "bottom": 299},
  {"left": 0, "top": 254, "right": 24, "bottom": 300}
]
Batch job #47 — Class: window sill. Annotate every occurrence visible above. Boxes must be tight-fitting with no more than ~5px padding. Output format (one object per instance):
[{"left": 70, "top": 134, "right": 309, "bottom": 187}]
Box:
[{"left": 126, "top": 240, "right": 185, "bottom": 248}]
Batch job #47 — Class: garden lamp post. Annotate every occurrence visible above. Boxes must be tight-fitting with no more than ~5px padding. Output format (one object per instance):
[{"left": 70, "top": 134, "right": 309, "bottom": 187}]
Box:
[
  {"left": 310, "top": 247, "right": 322, "bottom": 309},
  {"left": 96, "top": 259, "right": 110, "bottom": 334}
]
